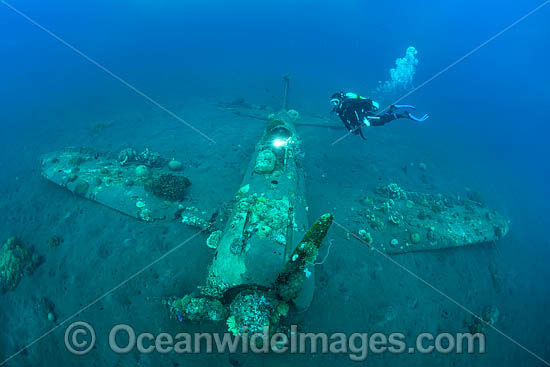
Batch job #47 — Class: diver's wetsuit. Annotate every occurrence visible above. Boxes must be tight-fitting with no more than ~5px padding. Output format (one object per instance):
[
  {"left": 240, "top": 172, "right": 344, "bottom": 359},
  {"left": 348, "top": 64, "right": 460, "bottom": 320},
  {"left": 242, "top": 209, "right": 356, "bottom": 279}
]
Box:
[{"left": 331, "top": 92, "right": 428, "bottom": 140}]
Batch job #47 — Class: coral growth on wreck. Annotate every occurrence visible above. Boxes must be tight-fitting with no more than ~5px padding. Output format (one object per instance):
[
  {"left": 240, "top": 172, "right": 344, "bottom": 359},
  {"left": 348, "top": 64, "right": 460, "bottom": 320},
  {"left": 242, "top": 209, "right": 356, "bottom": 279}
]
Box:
[{"left": 148, "top": 174, "right": 191, "bottom": 201}]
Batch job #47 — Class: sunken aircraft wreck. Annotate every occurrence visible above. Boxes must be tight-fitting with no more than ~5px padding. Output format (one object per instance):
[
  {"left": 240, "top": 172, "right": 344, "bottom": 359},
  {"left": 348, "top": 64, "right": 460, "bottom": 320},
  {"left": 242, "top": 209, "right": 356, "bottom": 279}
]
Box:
[{"left": 40, "top": 94, "right": 508, "bottom": 338}]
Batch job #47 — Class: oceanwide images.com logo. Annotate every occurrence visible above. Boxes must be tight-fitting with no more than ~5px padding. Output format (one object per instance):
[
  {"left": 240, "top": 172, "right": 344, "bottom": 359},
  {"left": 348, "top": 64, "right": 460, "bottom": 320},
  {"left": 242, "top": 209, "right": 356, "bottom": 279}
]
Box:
[{"left": 65, "top": 322, "right": 486, "bottom": 361}]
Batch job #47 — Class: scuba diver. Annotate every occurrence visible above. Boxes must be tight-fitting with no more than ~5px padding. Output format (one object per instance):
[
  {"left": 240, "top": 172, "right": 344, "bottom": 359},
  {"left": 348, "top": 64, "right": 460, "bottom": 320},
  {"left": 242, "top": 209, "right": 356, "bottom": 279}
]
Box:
[{"left": 330, "top": 92, "right": 429, "bottom": 140}]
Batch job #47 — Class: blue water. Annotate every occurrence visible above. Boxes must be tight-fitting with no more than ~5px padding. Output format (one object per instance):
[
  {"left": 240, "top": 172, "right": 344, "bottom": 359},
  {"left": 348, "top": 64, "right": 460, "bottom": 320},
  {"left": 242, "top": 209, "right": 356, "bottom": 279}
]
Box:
[{"left": 1, "top": 1, "right": 549, "bottom": 366}]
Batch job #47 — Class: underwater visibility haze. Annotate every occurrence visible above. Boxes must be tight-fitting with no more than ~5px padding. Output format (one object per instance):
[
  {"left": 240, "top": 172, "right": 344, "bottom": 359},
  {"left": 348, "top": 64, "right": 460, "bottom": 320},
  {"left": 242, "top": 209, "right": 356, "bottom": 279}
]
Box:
[{"left": 0, "top": 0, "right": 549, "bottom": 366}]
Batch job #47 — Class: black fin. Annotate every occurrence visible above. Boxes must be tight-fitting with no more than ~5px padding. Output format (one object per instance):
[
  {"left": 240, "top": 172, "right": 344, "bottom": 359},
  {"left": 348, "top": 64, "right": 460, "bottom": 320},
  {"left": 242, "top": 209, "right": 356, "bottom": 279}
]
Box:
[{"left": 358, "top": 126, "right": 367, "bottom": 141}]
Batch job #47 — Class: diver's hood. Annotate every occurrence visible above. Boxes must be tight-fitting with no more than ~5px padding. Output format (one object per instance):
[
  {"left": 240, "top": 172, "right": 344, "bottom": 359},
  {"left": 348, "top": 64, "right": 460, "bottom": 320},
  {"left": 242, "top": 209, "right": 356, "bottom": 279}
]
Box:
[{"left": 330, "top": 92, "right": 343, "bottom": 106}]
